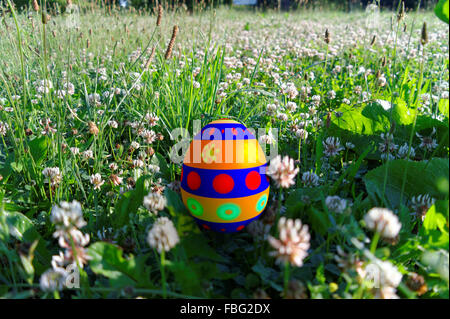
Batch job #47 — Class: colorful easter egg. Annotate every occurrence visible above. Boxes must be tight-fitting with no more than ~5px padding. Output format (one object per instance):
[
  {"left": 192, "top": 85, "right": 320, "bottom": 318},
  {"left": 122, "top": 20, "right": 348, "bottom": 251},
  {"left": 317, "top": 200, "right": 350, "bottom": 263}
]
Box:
[{"left": 181, "top": 119, "right": 270, "bottom": 233}]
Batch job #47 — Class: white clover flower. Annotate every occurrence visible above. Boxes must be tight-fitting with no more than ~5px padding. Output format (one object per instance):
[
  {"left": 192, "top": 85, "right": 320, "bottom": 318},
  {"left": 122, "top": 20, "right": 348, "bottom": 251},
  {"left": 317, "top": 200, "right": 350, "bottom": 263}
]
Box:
[
  {"left": 266, "top": 103, "right": 277, "bottom": 115},
  {"left": 286, "top": 101, "right": 297, "bottom": 112},
  {"left": 130, "top": 141, "right": 140, "bottom": 150},
  {"left": 147, "top": 217, "right": 179, "bottom": 253},
  {"left": 107, "top": 120, "right": 119, "bottom": 128},
  {"left": 345, "top": 142, "right": 355, "bottom": 149},
  {"left": 268, "top": 217, "right": 310, "bottom": 267},
  {"left": 133, "top": 159, "right": 145, "bottom": 168},
  {"left": 416, "top": 128, "right": 438, "bottom": 152},
  {"left": 379, "top": 133, "right": 398, "bottom": 160},
  {"left": 140, "top": 129, "right": 157, "bottom": 144},
  {"left": 325, "top": 195, "right": 347, "bottom": 213},
  {"left": 143, "top": 192, "right": 166, "bottom": 214},
  {"left": 296, "top": 128, "right": 308, "bottom": 140},
  {"left": 39, "top": 268, "right": 68, "bottom": 292},
  {"left": 397, "top": 143, "right": 415, "bottom": 159},
  {"left": 259, "top": 129, "right": 276, "bottom": 145},
  {"left": 70, "top": 147, "right": 80, "bottom": 155},
  {"left": 311, "top": 95, "right": 321, "bottom": 106},
  {"left": 410, "top": 194, "right": 435, "bottom": 221},
  {"left": 145, "top": 112, "right": 159, "bottom": 127},
  {"left": 82, "top": 150, "right": 94, "bottom": 160},
  {"left": 377, "top": 260, "right": 403, "bottom": 288},
  {"left": 51, "top": 200, "right": 86, "bottom": 232},
  {"left": 364, "top": 207, "right": 401, "bottom": 239},
  {"left": 327, "top": 90, "right": 336, "bottom": 99},
  {"left": 42, "top": 167, "right": 62, "bottom": 187},
  {"left": 88, "top": 93, "right": 101, "bottom": 106},
  {"left": 281, "top": 82, "right": 299, "bottom": 99},
  {"left": 277, "top": 113, "right": 289, "bottom": 122},
  {"left": 377, "top": 75, "right": 387, "bottom": 87},
  {"left": 90, "top": 173, "right": 104, "bottom": 190},
  {"left": 267, "top": 155, "right": 299, "bottom": 188},
  {"left": 0, "top": 121, "right": 10, "bottom": 136},
  {"left": 301, "top": 171, "right": 319, "bottom": 187},
  {"left": 323, "top": 137, "right": 344, "bottom": 157}
]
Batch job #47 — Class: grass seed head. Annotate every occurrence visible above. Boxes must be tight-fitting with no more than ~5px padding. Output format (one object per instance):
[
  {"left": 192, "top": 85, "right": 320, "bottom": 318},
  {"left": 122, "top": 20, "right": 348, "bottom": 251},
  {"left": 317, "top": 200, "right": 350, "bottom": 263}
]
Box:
[
  {"left": 165, "top": 25, "right": 179, "bottom": 60},
  {"left": 32, "top": 0, "right": 39, "bottom": 12},
  {"left": 397, "top": 1, "right": 405, "bottom": 22},
  {"left": 324, "top": 28, "right": 330, "bottom": 44},
  {"left": 421, "top": 22, "right": 428, "bottom": 45},
  {"left": 156, "top": 4, "right": 163, "bottom": 27}
]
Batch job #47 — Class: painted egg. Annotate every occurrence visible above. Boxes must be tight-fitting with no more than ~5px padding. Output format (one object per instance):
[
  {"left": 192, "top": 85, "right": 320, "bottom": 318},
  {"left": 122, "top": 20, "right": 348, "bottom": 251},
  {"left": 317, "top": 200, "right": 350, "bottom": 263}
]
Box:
[{"left": 181, "top": 119, "right": 270, "bottom": 233}]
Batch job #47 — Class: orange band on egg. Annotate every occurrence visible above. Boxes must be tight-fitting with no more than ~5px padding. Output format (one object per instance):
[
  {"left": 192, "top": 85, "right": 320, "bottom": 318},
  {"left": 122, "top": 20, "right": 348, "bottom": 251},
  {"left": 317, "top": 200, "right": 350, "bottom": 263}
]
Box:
[{"left": 181, "top": 187, "right": 270, "bottom": 223}]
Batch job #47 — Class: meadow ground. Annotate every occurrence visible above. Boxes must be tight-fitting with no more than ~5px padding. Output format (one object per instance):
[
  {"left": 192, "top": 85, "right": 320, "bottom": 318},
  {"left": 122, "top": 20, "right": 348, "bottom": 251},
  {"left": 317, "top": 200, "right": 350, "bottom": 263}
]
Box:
[{"left": 0, "top": 3, "right": 449, "bottom": 299}]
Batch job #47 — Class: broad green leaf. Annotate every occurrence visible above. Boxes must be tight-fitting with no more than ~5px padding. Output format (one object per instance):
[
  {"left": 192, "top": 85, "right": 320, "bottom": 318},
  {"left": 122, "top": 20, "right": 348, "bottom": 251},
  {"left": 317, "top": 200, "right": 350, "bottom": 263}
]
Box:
[
  {"left": 0, "top": 151, "right": 15, "bottom": 182},
  {"left": 363, "top": 158, "right": 449, "bottom": 208},
  {"left": 439, "top": 99, "right": 449, "bottom": 118},
  {"left": 19, "top": 254, "right": 35, "bottom": 284},
  {"left": 329, "top": 101, "right": 448, "bottom": 159},
  {"left": 10, "top": 162, "right": 23, "bottom": 173},
  {"left": 88, "top": 242, "right": 151, "bottom": 288},
  {"left": 309, "top": 206, "right": 332, "bottom": 235},
  {"left": 252, "top": 260, "right": 283, "bottom": 292},
  {"left": 286, "top": 186, "right": 328, "bottom": 215},
  {"left": 435, "top": 0, "right": 449, "bottom": 24},
  {"left": 181, "top": 233, "right": 226, "bottom": 263},
  {"left": 422, "top": 250, "right": 449, "bottom": 282},
  {"left": 113, "top": 175, "right": 151, "bottom": 228},
  {"left": 423, "top": 201, "right": 448, "bottom": 232},
  {"left": 28, "top": 136, "right": 48, "bottom": 165},
  {"left": 150, "top": 153, "right": 170, "bottom": 180},
  {"left": 168, "top": 261, "right": 203, "bottom": 296},
  {"left": 165, "top": 188, "right": 187, "bottom": 215},
  {"left": 315, "top": 263, "right": 326, "bottom": 284},
  {"left": 331, "top": 103, "right": 391, "bottom": 136},
  {"left": 3, "top": 211, "right": 51, "bottom": 274}
]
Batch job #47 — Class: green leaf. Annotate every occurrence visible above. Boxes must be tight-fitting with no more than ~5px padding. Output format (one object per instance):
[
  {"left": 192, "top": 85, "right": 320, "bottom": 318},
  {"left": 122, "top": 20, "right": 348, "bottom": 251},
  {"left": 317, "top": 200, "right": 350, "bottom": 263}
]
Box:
[
  {"left": 438, "top": 99, "right": 449, "bottom": 118},
  {"left": 113, "top": 175, "right": 151, "bottom": 228},
  {"left": 165, "top": 188, "right": 187, "bottom": 215},
  {"left": 331, "top": 103, "right": 391, "bottom": 136},
  {"left": 252, "top": 260, "right": 283, "bottom": 292},
  {"left": 88, "top": 242, "right": 151, "bottom": 288},
  {"left": 363, "top": 158, "right": 449, "bottom": 208},
  {"left": 0, "top": 152, "right": 15, "bottom": 182},
  {"left": 10, "top": 162, "right": 23, "bottom": 173},
  {"left": 150, "top": 153, "right": 170, "bottom": 180},
  {"left": 167, "top": 261, "right": 203, "bottom": 296},
  {"left": 330, "top": 144, "right": 372, "bottom": 194},
  {"left": 423, "top": 201, "right": 448, "bottom": 232},
  {"left": 315, "top": 263, "right": 326, "bottom": 284},
  {"left": 329, "top": 101, "right": 449, "bottom": 159},
  {"left": 181, "top": 233, "right": 226, "bottom": 263},
  {"left": 422, "top": 250, "right": 449, "bottom": 282},
  {"left": 19, "top": 254, "right": 35, "bottom": 284},
  {"left": 286, "top": 186, "right": 328, "bottom": 215},
  {"left": 3, "top": 211, "right": 51, "bottom": 274},
  {"left": 28, "top": 136, "right": 48, "bottom": 165},
  {"left": 435, "top": 0, "right": 449, "bottom": 24}
]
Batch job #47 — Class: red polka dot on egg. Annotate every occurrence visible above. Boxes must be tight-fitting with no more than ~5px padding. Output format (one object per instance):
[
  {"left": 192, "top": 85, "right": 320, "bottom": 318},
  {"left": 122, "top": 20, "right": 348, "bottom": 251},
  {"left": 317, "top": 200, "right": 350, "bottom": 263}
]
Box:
[
  {"left": 187, "top": 171, "right": 201, "bottom": 190},
  {"left": 213, "top": 174, "right": 234, "bottom": 194},
  {"left": 245, "top": 171, "right": 261, "bottom": 190}
]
